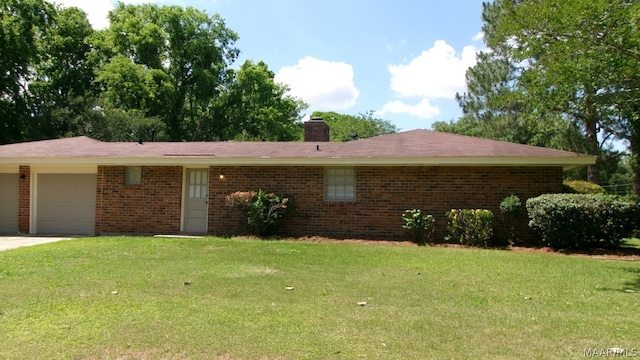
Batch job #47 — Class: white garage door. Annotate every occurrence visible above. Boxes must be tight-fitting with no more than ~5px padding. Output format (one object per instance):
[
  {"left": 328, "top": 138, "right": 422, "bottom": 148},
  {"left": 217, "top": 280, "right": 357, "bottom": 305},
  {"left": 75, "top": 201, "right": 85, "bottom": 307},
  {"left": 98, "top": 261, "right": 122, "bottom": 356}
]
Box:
[
  {"left": 0, "top": 174, "right": 19, "bottom": 234},
  {"left": 37, "top": 174, "right": 96, "bottom": 235}
]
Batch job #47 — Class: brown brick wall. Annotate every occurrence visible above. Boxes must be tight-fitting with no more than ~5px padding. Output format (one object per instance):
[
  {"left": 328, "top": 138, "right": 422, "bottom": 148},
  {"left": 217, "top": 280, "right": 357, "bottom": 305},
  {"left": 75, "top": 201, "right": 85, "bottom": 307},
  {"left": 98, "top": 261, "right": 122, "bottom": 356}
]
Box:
[
  {"left": 208, "top": 165, "right": 563, "bottom": 242},
  {"left": 95, "top": 166, "right": 103, "bottom": 235},
  {"left": 97, "top": 166, "right": 183, "bottom": 234},
  {"left": 23, "top": 164, "right": 561, "bottom": 240},
  {"left": 18, "top": 165, "right": 30, "bottom": 234}
]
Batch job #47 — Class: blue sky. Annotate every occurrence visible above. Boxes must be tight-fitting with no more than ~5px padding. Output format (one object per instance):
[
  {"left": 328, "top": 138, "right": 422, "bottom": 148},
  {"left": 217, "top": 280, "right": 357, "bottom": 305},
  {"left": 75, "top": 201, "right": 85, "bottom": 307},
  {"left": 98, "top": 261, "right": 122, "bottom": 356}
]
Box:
[{"left": 56, "top": 0, "right": 487, "bottom": 131}]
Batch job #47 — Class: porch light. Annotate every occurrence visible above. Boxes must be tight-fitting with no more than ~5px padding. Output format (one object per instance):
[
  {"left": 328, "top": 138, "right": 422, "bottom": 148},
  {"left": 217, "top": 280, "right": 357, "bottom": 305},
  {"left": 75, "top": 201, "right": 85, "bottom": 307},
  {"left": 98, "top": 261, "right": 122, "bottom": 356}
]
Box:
[{"left": 219, "top": 174, "right": 225, "bottom": 180}]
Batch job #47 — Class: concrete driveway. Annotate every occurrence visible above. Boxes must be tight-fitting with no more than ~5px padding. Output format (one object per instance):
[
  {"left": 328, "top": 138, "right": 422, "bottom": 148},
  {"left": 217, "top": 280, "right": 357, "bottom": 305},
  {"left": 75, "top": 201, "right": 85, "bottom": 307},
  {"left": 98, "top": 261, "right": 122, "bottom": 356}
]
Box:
[{"left": 0, "top": 236, "right": 75, "bottom": 251}]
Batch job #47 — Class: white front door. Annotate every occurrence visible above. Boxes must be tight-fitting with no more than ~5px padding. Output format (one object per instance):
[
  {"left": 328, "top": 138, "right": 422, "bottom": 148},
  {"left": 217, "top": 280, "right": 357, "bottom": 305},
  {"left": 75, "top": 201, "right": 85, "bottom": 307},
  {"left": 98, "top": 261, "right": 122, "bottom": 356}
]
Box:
[{"left": 184, "top": 169, "right": 208, "bottom": 233}]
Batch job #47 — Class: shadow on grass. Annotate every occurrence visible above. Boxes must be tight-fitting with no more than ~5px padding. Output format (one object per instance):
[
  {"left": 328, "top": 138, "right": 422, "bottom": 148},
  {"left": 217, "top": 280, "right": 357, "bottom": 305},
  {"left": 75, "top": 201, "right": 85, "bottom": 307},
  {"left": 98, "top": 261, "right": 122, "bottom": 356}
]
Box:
[
  {"left": 597, "top": 267, "right": 640, "bottom": 293},
  {"left": 622, "top": 267, "right": 640, "bottom": 292}
]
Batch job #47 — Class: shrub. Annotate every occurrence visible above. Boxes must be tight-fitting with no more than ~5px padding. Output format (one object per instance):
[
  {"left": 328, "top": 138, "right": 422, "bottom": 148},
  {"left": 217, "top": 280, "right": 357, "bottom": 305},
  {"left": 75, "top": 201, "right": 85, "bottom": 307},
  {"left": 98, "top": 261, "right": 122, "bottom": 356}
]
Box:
[
  {"left": 445, "top": 209, "right": 494, "bottom": 247},
  {"left": 500, "top": 194, "right": 522, "bottom": 246},
  {"left": 225, "top": 190, "right": 291, "bottom": 236},
  {"left": 526, "top": 194, "right": 640, "bottom": 249},
  {"left": 401, "top": 209, "right": 436, "bottom": 245},
  {"left": 562, "top": 180, "right": 606, "bottom": 194}
]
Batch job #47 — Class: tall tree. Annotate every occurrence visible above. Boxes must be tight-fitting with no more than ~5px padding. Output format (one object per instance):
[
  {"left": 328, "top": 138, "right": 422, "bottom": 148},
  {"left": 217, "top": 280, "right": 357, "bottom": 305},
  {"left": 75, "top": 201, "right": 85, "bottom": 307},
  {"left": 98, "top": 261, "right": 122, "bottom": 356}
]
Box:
[
  {"left": 206, "top": 60, "right": 307, "bottom": 141},
  {"left": 438, "top": 50, "right": 587, "bottom": 151},
  {"left": 311, "top": 111, "right": 398, "bottom": 142},
  {"left": 0, "top": 0, "right": 55, "bottom": 143},
  {"left": 484, "top": 0, "right": 640, "bottom": 193},
  {"left": 30, "top": 6, "right": 96, "bottom": 138},
  {"left": 95, "top": 3, "right": 240, "bottom": 141}
]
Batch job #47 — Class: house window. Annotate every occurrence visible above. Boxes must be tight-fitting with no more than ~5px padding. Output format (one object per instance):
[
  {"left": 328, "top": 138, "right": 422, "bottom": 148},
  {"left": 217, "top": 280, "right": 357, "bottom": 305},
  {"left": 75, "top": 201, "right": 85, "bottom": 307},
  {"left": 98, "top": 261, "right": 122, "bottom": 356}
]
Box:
[
  {"left": 188, "top": 169, "right": 208, "bottom": 199},
  {"left": 325, "top": 168, "right": 355, "bottom": 201},
  {"left": 125, "top": 166, "right": 142, "bottom": 185}
]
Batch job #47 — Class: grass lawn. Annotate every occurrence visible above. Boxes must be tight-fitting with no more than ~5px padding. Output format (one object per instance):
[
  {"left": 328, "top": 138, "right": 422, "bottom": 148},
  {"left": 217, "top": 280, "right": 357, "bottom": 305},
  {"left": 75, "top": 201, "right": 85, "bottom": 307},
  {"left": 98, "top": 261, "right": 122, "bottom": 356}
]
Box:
[{"left": 0, "top": 236, "right": 639, "bottom": 359}]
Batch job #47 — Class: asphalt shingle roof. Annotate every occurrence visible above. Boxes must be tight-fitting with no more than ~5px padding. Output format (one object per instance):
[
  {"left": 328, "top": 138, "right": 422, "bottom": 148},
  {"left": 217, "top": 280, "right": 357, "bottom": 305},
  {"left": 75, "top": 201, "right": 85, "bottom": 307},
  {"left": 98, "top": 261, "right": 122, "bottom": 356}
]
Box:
[{"left": 0, "top": 130, "right": 595, "bottom": 168}]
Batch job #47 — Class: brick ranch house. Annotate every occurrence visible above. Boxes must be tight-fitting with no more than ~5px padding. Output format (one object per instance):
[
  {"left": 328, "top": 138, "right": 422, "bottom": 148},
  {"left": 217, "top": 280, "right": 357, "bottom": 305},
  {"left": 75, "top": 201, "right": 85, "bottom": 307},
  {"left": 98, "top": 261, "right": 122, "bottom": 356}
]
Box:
[{"left": 0, "top": 118, "right": 595, "bottom": 241}]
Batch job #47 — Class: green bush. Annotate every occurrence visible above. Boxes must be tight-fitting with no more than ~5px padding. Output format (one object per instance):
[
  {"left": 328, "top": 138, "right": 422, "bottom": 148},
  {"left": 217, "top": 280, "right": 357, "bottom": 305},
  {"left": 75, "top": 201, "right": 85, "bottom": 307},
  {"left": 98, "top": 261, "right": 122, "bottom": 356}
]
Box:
[
  {"left": 401, "top": 209, "right": 436, "bottom": 245},
  {"left": 526, "top": 194, "right": 640, "bottom": 249},
  {"left": 225, "top": 190, "right": 291, "bottom": 236},
  {"left": 562, "top": 180, "right": 606, "bottom": 194},
  {"left": 500, "top": 194, "right": 522, "bottom": 245},
  {"left": 445, "top": 209, "right": 494, "bottom": 247}
]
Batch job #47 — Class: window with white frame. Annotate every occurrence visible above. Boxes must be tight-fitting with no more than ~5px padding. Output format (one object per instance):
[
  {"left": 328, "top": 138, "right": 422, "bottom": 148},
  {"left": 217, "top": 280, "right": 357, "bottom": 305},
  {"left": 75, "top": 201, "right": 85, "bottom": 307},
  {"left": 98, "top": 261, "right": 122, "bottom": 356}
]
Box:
[
  {"left": 325, "top": 168, "right": 355, "bottom": 201},
  {"left": 125, "top": 166, "right": 142, "bottom": 185}
]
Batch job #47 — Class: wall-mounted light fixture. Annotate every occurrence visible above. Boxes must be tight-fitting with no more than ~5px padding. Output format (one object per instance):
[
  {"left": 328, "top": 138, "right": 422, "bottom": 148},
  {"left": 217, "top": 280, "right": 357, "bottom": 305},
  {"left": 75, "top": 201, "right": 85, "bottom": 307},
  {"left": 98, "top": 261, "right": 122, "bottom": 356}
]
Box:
[
  {"left": 19, "top": 174, "right": 26, "bottom": 180},
  {"left": 219, "top": 174, "right": 225, "bottom": 180}
]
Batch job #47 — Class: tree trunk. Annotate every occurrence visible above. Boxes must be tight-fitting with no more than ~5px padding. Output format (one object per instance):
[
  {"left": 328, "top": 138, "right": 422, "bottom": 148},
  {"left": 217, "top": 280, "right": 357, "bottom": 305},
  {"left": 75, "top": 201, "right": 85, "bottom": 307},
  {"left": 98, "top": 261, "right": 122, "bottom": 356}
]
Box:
[
  {"left": 585, "top": 116, "right": 601, "bottom": 184},
  {"left": 630, "top": 138, "right": 640, "bottom": 196}
]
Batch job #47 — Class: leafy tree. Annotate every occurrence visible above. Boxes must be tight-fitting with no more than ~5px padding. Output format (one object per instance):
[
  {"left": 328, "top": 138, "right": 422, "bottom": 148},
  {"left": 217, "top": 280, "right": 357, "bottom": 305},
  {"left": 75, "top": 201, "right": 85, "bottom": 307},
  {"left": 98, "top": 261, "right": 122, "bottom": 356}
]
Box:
[
  {"left": 207, "top": 60, "right": 307, "bottom": 141},
  {"left": 73, "top": 104, "right": 168, "bottom": 142},
  {"left": 438, "top": 48, "right": 587, "bottom": 152},
  {"left": 95, "top": 3, "right": 240, "bottom": 141},
  {"left": 483, "top": 0, "right": 640, "bottom": 193},
  {"left": 310, "top": 111, "right": 398, "bottom": 142},
  {"left": 30, "top": 6, "right": 96, "bottom": 138},
  {"left": 0, "top": 0, "right": 55, "bottom": 143}
]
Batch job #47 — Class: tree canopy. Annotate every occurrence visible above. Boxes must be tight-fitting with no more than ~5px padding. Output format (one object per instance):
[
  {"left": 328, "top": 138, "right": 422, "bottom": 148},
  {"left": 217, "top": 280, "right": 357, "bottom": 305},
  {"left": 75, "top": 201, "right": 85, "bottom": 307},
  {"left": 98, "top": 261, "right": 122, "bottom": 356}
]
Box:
[
  {"left": 0, "top": 0, "right": 56, "bottom": 143},
  {"left": 439, "top": 0, "right": 640, "bottom": 193},
  {"left": 0, "top": 1, "right": 308, "bottom": 144},
  {"left": 311, "top": 111, "right": 398, "bottom": 142}
]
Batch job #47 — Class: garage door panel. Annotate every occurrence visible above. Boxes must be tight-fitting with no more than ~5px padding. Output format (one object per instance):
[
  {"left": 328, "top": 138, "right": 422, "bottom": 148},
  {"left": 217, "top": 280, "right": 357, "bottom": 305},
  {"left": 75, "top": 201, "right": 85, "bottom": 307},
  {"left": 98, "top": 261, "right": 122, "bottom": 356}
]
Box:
[
  {"left": 0, "top": 174, "right": 19, "bottom": 234},
  {"left": 37, "top": 174, "right": 96, "bottom": 235}
]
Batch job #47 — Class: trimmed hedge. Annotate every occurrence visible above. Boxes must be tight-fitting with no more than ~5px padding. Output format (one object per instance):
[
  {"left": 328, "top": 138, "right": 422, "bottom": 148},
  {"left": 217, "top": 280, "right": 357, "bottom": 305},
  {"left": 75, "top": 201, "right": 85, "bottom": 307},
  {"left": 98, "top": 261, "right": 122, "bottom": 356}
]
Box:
[
  {"left": 526, "top": 194, "right": 640, "bottom": 249},
  {"left": 562, "top": 180, "right": 606, "bottom": 194}
]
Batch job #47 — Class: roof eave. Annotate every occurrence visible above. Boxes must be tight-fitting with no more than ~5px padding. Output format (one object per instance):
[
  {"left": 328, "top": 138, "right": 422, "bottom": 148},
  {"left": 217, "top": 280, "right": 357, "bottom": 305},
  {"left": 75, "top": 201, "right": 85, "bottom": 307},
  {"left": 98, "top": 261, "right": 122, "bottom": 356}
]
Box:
[{"left": 0, "top": 155, "right": 597, "bottom": 169}]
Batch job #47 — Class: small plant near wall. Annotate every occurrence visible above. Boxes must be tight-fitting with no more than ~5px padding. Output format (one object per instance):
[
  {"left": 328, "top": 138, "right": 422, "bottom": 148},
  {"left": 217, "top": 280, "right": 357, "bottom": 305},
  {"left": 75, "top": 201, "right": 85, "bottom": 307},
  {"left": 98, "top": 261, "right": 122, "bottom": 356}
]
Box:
[
  {"left": 225, "top": 190, "right": 291, "bottom": 236},
  {"left": 500, "top": 194, "right": 522, "bottom": 245},
  {"left": 401, "top": 209, "right": 435, "bottom": 245},
  {"left": 445, "top": 209, "right": 494, "bottom": 247}
]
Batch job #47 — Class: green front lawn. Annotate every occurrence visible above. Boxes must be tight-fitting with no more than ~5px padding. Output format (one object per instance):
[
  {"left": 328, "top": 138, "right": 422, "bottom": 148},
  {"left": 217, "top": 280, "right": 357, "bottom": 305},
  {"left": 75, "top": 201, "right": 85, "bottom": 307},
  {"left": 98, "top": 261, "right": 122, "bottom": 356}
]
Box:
[{"left": 0, "top": 237, "right": 638, "bottom": 359}]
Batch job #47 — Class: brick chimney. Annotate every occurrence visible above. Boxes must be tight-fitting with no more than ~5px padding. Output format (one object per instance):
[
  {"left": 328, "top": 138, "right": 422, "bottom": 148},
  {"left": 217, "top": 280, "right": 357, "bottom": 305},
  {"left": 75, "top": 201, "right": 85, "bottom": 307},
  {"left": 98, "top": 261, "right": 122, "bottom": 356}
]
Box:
[{"left": 304, "top": 117, "right": 330, "bottom": 142}]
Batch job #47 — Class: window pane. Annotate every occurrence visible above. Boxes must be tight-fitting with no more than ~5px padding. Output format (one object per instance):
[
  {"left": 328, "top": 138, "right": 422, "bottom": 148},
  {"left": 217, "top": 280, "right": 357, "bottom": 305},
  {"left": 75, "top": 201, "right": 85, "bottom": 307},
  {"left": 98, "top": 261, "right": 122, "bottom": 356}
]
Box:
[
  {"left": 188, "top": 170, "right": 208, "bottom": 199},
  {"left": 125, "top": 166, "right": 141, "bottom": 185},
  {"left": 325, "top": 168, "right": 355, "bottom": 201}
]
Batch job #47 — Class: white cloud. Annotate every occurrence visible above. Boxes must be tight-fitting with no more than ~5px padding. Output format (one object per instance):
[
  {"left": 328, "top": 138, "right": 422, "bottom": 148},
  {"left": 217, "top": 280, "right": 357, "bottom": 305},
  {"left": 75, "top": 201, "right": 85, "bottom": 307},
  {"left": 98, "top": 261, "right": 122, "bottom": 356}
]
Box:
[
  {"left": 379, "top": 40, "right": 479, "bottom": 119},
  {"left": 54, "top": 0, "right": 113, "bottom": 29},
  {"left": 275, "top": 56, "right": 360, "bottom": 111},
  {"left": 388, "top": 40, "right": 477, "bottom": 99},
  {"left": 472, "top": 31, "right": 485, "bottom": 42},
  {"left": 378, "top": 99, "right": 440, "bottom": 119}
]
